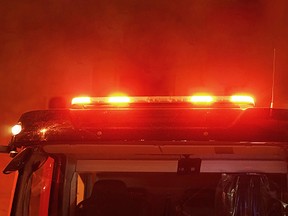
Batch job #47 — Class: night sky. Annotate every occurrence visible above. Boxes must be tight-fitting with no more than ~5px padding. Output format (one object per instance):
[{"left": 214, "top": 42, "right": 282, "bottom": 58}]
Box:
[{"left": 1, "top": 0, "right": 288, "bottom": 140}]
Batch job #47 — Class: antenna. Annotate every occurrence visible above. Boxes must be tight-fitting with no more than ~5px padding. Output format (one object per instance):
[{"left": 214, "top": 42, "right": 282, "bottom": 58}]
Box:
[{"left": 270, "top": 48, "right": 276, "bottom": 109}]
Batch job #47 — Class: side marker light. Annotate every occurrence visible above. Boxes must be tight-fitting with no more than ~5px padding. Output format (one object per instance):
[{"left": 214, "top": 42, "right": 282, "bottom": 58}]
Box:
[{"left": 11, "top": 124, "right": 22, "bottom": 136}]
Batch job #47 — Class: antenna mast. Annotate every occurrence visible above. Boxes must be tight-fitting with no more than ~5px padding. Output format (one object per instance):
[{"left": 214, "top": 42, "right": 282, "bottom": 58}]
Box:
[{"left": 270, "top": 48, "right": 276, "bottom": 109}]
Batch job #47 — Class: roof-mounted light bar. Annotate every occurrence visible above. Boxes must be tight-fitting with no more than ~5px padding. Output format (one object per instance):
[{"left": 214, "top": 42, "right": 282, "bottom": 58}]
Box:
[{"left": 71, "top": 94, "right": 255, "bottom": 109}]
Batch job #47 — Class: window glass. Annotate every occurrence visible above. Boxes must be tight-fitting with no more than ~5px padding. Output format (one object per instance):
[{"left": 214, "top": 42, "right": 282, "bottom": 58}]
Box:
[
  {"left": 74, "top": 169, "right": 287, "bottom": 216},
  {"left": 77, "top": 175, "right": 84, "bottom": 205},
  {"left": 29, "top": 157, "right": 54, "bottom": 216}
]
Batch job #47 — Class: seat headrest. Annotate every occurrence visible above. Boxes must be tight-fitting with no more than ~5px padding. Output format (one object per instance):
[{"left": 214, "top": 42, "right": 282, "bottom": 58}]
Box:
[{"left": 91, "top": 179, "right": 128, "bottom": 197}]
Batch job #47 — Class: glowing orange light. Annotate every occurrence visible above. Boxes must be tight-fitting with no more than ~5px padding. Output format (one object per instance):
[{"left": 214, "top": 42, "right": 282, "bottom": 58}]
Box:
[
  {"left": 40, "top": 128, "right": 47, "bottom": 134},
  {"left": 11, "top": 124, "right": 22, "bottom": 136},
  {"left": 190, "top": 96, "right": 214, "bottom": 103},
  {"left": 107, "top": 96, "right": 131, "bottom": 103},
  {"left": 71, "top": 97, "right": 91, "bottom": 105},
  {"left": 230, "top": 95, "right": 255, "bottom": 105}
]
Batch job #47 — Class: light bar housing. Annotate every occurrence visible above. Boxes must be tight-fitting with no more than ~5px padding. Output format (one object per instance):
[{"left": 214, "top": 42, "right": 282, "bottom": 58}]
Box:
[{"left": 71, "top": 95, "right": 255, "bottom": 109}]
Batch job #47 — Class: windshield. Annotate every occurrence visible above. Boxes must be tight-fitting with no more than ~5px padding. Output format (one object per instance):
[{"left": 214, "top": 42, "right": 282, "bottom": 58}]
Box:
[{"left": 72, "top": 161, "right": 288, "bottom": 216}]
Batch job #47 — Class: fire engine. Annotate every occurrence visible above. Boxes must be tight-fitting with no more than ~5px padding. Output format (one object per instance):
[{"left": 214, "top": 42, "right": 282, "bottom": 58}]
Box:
[{"left": 1, "top": 94, "right": 288, "bottom": 216}]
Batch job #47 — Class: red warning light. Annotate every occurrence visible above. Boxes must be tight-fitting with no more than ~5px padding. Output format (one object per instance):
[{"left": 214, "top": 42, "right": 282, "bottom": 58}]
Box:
[
  {"left": 230, "top": 95, "right": 255, "bottom": 105},
  {"left": 107, "top": 96, "right": 131, "bottom": 104},
  {"left": 190, "top": 95, "right": 214, "bottom": 103},
  {"left": 71, "top": 97, "right": 91, "bottom": 105}
]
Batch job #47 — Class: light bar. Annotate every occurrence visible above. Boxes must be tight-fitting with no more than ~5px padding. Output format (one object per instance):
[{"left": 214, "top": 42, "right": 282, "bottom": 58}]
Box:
[
  {"left": 71, "top": 97, "right": 91, "bottom": 105},
  {"left": 70, "top": 94, "right": 255, "bottom": 108},
  {"left": 11, "top": 124, "right": 22, "bottom": 136}
]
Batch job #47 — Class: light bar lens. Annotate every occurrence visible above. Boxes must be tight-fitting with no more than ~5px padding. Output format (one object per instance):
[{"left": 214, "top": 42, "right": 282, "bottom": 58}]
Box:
[
  {"left": 107, "top": 96, "right": 131, "bottom": 103},
  {"left": 190, "top": 96, "right": 214, "bottom": 103},
  {"left": 230, "top": 95, "right": 255, "bottom": 105},
  {"left": 11, "top": 124, "right": 22, "bottom": 136},
  {"left": 71, "top": 97, "right": 91, "bottom": 105}
]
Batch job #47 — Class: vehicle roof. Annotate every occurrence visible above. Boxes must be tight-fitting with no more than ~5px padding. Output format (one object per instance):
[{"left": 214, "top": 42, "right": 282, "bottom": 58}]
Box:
[{"left": 9, "top": 107, "right": 288, "bottom": 149}]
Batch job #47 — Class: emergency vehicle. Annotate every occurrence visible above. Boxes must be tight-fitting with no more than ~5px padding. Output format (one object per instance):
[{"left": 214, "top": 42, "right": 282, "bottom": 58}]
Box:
[{"left": 1, "top": 94, "right": 288, "bottom": 216}]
